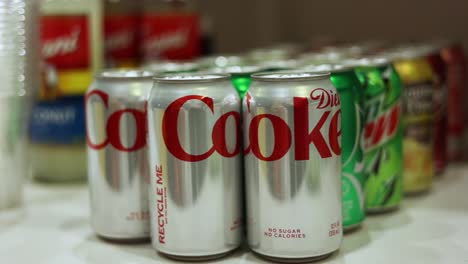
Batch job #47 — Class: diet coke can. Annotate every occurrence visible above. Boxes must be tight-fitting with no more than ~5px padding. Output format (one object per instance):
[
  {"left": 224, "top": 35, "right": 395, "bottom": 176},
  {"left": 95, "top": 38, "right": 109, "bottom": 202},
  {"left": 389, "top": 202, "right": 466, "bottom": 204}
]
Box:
[
  {"left": 86, "top": 70, "right": 153, "bottom": 241},
  {"left": 147, "top": 74, "right": 242, "bottom": 260},
  {"left": 244, "top": 72, "right": 343, "bottom": 262}
]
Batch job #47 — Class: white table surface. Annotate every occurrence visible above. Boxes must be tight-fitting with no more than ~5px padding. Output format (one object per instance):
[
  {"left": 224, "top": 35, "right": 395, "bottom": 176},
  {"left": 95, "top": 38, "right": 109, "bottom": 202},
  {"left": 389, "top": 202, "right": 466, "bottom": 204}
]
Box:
[{"left": 1, "top": 165, "right": 468, "bottom": 264}]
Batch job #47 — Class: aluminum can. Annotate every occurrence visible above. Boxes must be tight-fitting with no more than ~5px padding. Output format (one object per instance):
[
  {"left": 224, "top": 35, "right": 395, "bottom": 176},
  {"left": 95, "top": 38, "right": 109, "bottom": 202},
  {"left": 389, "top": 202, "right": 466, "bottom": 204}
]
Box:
[
  {"left": 86, "top": 70, "right": 153, "bottom": 241},
  {"left": 303, "top": 64, "right": 365, "bottom": 231},
  {"left": 352, "top": 58, "right": 404, "bottom": 212},
  {"left": 147, "top": 73, "right": 242, "bottom": 260},
  {"left": 245, "top": 72, "right": 342, "bottom": 262},
  {"left": 440, "top": 43, "right": 467, "bottom": 162},
  {"left": 423, "top": 45, "right": 448, "bottom": 175},
  {"left": 392, "top": 49, "right": 435, "bottom": 194}
]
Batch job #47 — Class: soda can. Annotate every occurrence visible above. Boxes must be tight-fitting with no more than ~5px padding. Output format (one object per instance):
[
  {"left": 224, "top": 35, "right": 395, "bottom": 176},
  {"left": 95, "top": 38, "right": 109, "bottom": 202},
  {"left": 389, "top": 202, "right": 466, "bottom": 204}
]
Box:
[
  {"left": 147, "top": 73, "right": 242, "bottom": 260},
  {"left": 351, "top": 57, "right": 404, "bottom": 212},
  {"left": 391, "top": 48, "right": 435, "bottom": 194},
  {"left": 422, "top": 44, "right": 448, "bottom": 175},
  {"left": 440, "top": 43, "right": 467, "bottom": 162},
  {"left": 245, "top": 71, "right": 342, "bottom": 262},
  {"left": 208, "top": 65, "right": 265, "bottom": 98},
  {"left": 85, "top": 70, "right": 153, "bottom": 241},
  {"left": 302, "top": 64, "right": 365, "bottom": 231}
]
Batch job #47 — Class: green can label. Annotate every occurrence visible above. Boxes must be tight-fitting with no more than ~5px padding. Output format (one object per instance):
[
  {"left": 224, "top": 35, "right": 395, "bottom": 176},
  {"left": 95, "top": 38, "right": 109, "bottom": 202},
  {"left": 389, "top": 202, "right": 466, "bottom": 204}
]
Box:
[
  {"left": 361, "top": 66, "right": 404, "bottom": 211},
  {"left": 331, "top": 71, "right": 365, "bottom": 228},
  {"left": 341, "top": 99, "right": 365, "bottom": 228}
]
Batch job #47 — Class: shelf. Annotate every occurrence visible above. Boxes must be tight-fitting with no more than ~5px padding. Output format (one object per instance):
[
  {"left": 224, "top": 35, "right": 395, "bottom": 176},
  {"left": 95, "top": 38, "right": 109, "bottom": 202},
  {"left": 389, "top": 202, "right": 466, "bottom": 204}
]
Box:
[{"left": 1, "top": 165, "right": 468, "bottom": 263}]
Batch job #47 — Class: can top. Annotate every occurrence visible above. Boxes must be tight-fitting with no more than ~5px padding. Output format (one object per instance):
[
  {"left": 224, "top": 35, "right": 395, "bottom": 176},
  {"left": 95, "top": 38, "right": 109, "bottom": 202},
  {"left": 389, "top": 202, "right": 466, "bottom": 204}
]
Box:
[
  {"left": 251, "top": 71, "right": 330, "bottom": 82},
  {"left": 97, "top": 70, "right": 154, "bottom": 80},
  {"left": 343, "top": 57, "right": 390, "bottom": 67},
  {"left": 301, "top": 63, "right": 354, "bottom": 73},
  {"left": 383, "top": 45, "right": 433, "bottom": 61},
  {"left": 197, "top": 55, "right": 246, "bottom": 68},
  {"left": 153, "top": 73, "right": 230, "bottom": 83},
  {"left": 209, "top": 65, "right": 265, "bottom": 75},
  {"left": 144, "top": 61, "right": 198, "bottom": 73}
]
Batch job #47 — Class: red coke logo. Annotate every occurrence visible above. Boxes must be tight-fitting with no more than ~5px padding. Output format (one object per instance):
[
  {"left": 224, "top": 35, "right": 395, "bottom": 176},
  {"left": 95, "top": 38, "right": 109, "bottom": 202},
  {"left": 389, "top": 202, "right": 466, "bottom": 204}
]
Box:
[
  {"left": 310, "top": 88, "right": 341, "bottom": 109},
  {"left": 162, "top": 95, "right": 241, "bottom": 162},
  {"left": 86, "top": 90, "right": 147, "bottom": 152},
  {"left": 245, "top": 90, "right": 342, "bottom": 161}
]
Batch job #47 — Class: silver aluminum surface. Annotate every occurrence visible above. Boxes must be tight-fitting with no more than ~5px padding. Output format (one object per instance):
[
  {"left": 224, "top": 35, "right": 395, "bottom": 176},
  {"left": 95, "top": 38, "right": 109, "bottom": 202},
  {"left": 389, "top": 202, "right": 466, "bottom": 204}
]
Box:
[
  {"left": 86, "top": 70, "right": 153, "bottom": 240},
  {"left": 244, "top": 71, "right": 342, "bottom": 261},
  {"left": 147, "top": 73, "right": 242, "bottom": 258}
]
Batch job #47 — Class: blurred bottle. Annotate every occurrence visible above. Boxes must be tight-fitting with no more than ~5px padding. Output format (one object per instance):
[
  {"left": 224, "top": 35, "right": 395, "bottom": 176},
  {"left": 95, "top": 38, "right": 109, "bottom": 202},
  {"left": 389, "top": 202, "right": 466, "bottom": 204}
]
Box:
[
  {"left": 104, "top": 0, "right": 141, "bottom": 68},
  {"left": 31, "top": 0, "right": 103, "bottom": 182},
  {"left": 141, "top": 0, "right": 200, "bottom": 62},
  {"left": 0, "top": 0, "right": 39, "bottom": 209}
]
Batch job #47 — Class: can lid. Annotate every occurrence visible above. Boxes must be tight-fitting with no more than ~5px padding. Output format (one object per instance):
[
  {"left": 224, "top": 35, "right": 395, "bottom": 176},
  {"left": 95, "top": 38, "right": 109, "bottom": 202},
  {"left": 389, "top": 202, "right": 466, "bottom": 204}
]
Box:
[
  {"left": 383, "top": 45, "right": 432, "bottom": 61},
  {"left": 97, "top": 70, "right": 154, "bottom": 80},
  {"left": 143, "top": 61, "right": 198, "bottom": 73},
  {"left": 301, "top": 63, "right": 354, "bottom": 73},
  {"left": 343, "top": 57, "right": 389, "bottom": 67},
  {"left": 153, "top": 73, "right": 230, "bottom": 83},
  {"left": 208, "top": 65, "right": 265, "bottom": 75},
  {"left": 251, "top": 71, "right": 330, "bottom": 82}
]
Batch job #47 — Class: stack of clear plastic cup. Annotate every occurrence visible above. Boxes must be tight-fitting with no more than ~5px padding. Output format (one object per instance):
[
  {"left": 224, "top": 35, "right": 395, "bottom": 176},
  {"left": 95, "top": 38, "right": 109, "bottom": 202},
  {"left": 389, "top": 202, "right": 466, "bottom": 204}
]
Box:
[{"left": 0, "top": 0, "right": 38, "bottom": 210}]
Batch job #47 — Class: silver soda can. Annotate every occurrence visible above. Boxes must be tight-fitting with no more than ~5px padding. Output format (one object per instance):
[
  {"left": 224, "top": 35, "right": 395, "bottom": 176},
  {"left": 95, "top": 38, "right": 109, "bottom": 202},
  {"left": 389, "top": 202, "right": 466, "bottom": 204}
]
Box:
[
  {"left": 244, "top": 72, "right": 343, "bottom": 262},
  {"left": 86, "top": 70, "right": 153, "bottom": 241},
  {"left": 147, "top": 74, "right": 242, "bottom": 260}
]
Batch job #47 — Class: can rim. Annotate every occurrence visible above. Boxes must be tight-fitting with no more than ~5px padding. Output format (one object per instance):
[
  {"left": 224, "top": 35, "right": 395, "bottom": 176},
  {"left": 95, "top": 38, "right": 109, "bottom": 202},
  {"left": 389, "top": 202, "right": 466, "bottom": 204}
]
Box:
[
  {"left": 208, "top": 65, "right": 266, "bottom": 75},
  {"left": 96, "top": 70, "right": 154, "bottom": 80},
  {"left": 343, "top": 57, "right": 390, "bottom": 67},
  {"left": 153, "top": 73, "right": 231, "bottom": 83},
  {"left": 301, "top": 63, "right": 355, "bottom": 73},
  {"left": 251, "top": 71, "right": 330, "bottom": 82}
]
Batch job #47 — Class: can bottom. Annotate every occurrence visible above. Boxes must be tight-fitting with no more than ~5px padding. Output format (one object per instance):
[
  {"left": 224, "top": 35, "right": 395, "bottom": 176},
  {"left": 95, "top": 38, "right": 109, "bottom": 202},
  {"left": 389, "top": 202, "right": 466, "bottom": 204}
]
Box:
[
  {"left": 252, "top": 250, "right": 336, "bottom": 263},
  {"left": 159, "top": 248, "right": 237, "bottom": 262},
  {"left": 96, "top": 234, "right": 150, "bottom": 244},
  {"left": 405, "top": 187, "right": 431, "bottom": 197},
  {"left": 344, "top": 223, "right": 362, "bottom": 234},
  {"left": 366, "top": 205, "right": 399, "bottom": 215}
]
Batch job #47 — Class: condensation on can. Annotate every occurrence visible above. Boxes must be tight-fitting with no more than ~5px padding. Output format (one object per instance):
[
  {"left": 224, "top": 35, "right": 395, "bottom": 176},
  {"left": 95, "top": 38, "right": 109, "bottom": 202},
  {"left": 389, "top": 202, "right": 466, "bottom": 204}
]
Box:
[
  {"left": 244, "top": 71, "right": 343, "bottom": 261},
  {"left": 147, "top": 73, "right": 243, "bottom": 259},
  {"left": 86, "top": 70, "right": 154, "bottom": 240}
]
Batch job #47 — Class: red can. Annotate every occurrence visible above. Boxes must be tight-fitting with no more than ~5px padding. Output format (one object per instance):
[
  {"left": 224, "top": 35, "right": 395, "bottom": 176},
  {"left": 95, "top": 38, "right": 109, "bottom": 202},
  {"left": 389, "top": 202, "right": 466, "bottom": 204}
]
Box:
[
  {"left": 440, "top": 43, "right": 467, "bottom": 162},
  {"left": 423, "top": 45, "right": 448, "bottom": 174}
]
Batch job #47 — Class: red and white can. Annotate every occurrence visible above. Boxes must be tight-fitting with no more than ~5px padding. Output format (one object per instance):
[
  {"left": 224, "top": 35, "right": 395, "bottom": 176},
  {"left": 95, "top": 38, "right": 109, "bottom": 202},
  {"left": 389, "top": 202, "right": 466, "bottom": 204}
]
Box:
[
  {"left": 423, "top": 44, "right": 448, "bottom": 175},
  {"left": 440, "top": 43, "right": 467, "bottom": 162},
  {"left": 244, "top": 72, "right": 343, "bottom": 262},
  {"left": 147, "top": 74, "right": 242, "bottom": 260},
  {"left": 104, "top": 0, "right": 140, "bottom": 68},
  {"left": 86, "top": 70, "right": 153, "bottom": 241}
]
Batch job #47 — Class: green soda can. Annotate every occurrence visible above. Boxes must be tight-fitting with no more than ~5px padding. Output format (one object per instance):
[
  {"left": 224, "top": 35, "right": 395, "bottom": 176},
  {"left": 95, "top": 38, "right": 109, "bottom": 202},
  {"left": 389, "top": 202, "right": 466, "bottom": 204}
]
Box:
[
  {"left": 304, "top": 64, "right": 365, "bottom": 231},
  {"left": 351, "top": 58, "right": 404, "bottom": 213},
  {"left": 209, "top": 65, "right": 265, "bottom": 98}
]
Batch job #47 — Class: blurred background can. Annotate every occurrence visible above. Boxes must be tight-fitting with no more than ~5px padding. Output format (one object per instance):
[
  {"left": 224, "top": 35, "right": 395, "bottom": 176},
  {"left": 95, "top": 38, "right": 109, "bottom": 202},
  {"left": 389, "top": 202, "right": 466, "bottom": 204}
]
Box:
[
  {"left": 422, "top": 44, "right": 448, "bottom": 175},
  {"left": 303, "top": 64, "right": 365, "bottom": 231},
  {"left": 86, "top": 70, "right": 153, "bottom": 241},
  {"left": 440, "top": 43, "right": 467, "bottom": 162},
  {"left": 147, "top": 74, "right": 242, "bottom": 260},
  {"left": 352, "top": 57, "right": 404, "bottom": 212},
  {"left": 104, "top": 0, "right": 141, "bottom": 68},
  {"left": 392, "top": 48, "right": 435, "bottom": 194},
  {"left": 245, "top": 72, "right": 342, "bottom": 262}
]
